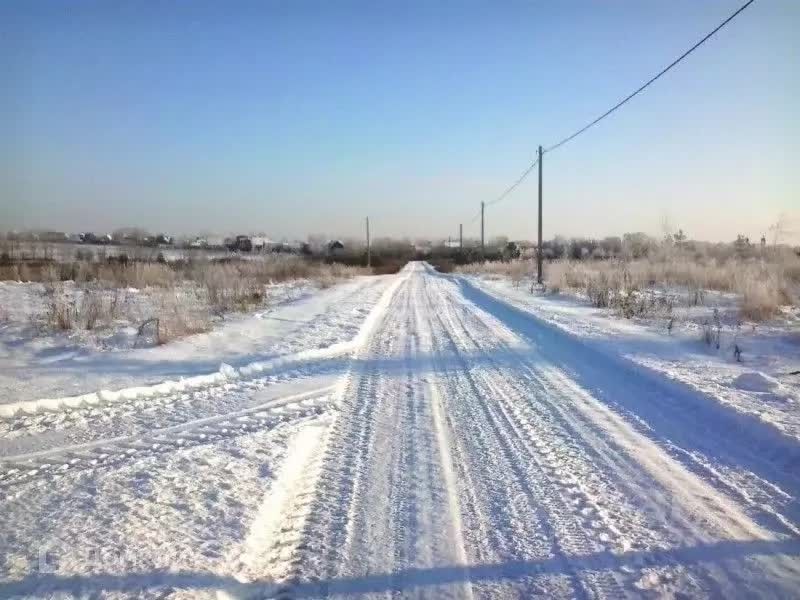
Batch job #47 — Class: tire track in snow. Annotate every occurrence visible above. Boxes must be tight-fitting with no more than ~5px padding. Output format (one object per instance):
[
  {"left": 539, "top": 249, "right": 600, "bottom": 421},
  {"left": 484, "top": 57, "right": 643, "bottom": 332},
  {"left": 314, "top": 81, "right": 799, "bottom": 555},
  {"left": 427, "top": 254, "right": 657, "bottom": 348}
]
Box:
[
  {"left": 0, "top": 281, "right": 406, "bottom": 489},
  {"left": 253, "top": 265, "right": 474, "bottom": 599},
  {"left": 219, "top": 422, "right": 330, "bottom": 600},
  {"left": 0, "top": 387, "right": 336, "bottom": 490},
  {"left": 219, "top": 268, "right": 413, "bottom": 598},
  {"left": 430, "top": 270, "right": 798, "bottom": 596},
  {"left": 0, "top": 276, "right": 403, "bottom": 492},
  {"left": 433, "top": 279, "right": 670, "bottom": 545},
  {"left": 11, "top": 264, "right": 790, "bottom": 598},
  {"left": 421, "top": 275, "right": 604, "bottom": 598},
  {"left": 216, "top": 265, "right": 798, "bottom": 598},
  {"left": 0, "top": 277, "right": 389, "bottom": 426},
  {"left": 457, "top": 276, "right": 800, "bottom": 537}
]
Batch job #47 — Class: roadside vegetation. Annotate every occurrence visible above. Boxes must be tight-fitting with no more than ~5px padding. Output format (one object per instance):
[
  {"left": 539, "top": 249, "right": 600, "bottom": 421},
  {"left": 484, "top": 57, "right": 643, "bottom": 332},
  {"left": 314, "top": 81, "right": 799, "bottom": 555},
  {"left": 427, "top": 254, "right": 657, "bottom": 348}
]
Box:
[
  {"left": 456, "top": 234, "right": 800, "bottom": 324},
  {"left": 0, "top": 248, "right": 371, "bottom": 343},
  {"left": 2, "top": 232, "right": 798, "bottom": 345}
]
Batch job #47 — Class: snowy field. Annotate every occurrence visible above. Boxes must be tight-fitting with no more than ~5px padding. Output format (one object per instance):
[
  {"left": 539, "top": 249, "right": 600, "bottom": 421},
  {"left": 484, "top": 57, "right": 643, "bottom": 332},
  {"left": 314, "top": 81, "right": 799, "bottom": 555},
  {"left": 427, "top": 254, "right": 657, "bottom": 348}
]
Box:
[
  {"left": 0, "top": 277, "right": 367, "bottom": 405},
  {"left": 1, "top": 262, "right": 799, "bottom": 598}
]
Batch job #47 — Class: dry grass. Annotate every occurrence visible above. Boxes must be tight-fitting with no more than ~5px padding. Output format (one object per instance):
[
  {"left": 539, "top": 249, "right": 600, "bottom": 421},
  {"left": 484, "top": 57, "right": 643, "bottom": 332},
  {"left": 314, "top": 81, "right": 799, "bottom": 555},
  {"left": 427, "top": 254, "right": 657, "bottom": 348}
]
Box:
[
  {"left": 457, "top": 251, "right": 800, "bottom": 321},
  {"left": 2, "top": 254, "right": 367, "bottom": 287},
  {"left": 43, "top": 287, "right": 132, "bottom": 331},
  {"left": 1, "top": 260, "right": 178, "bottom": 288},
  {"left": 189, "top": 257, "right": 367, "bottom": 312},
  {"left": 15, "top": 254, "right": 371, "bottom": 340},
  {"left": 153, "top": 292, "right": 212, "bottom": 344},
  {"left": 457, "top": 260, "right": 535, "bottom": 287},
  {"left": 737, "top": 275, "right": 792, "bottom": 321}
]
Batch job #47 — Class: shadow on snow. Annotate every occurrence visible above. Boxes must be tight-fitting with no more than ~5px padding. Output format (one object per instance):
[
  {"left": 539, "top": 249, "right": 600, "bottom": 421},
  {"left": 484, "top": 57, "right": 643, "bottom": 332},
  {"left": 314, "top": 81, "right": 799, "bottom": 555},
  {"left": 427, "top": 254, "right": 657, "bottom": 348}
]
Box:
[{"left": 1, "top": 538, "right": 797, "bottom": 598}]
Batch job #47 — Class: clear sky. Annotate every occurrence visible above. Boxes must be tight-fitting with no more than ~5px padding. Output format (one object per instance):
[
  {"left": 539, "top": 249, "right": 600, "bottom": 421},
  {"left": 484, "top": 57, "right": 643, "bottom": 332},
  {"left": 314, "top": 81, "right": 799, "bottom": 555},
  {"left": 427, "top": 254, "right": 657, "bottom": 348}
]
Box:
[{"left": 1, "top": 0, "right": 797, "bottom": 243}]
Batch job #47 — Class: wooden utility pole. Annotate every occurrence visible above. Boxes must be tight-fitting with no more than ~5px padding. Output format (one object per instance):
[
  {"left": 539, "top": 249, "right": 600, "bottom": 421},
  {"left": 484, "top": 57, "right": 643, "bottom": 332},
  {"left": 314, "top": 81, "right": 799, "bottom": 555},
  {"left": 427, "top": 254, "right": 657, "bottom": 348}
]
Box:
[
  {"left": 459, "top": 223, "right": 463, "bottom": 252},
  {"left": 537, "top": 145, "right": 543, "bottom": 284},
  {"left": 480, "top": 201, "right": 485, "bottom": 256},
  {"left": 366, "top": 216, "right": 371, "bottom": 268}
]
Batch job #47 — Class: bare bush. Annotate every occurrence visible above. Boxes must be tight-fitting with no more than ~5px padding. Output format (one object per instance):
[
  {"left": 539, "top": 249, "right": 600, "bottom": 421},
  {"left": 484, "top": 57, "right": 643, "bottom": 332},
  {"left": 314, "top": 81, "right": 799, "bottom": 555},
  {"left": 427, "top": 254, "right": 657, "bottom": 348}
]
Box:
[
  {"left": 456, "top": 260, "right": 533, "bottom": 282},
  {"left": 44, "top": 287, "right": 125, "bottom": 331},
  {"left": 81, "top": 291, "right": 102, "bottom": 330},
  {"left": 198, "top": 263, "right": 264, "bottom": 312},
  {"left": 45, "top": 288, "right": 76, "bottom": 330},
  {"left": 6, "top": 252, "right": 370, "bottom": 342},
  {"left": 153, "top": 292, "right": 211, "bottom": 344},
  {"left": 738, "top": 277, "right": 786, "bottom": 321},
  {"left": 189, "top": 256, "right": 367, "bottom": 312},
  {"left": 458, "top": 251, "right": 799, "bottom": 322}
]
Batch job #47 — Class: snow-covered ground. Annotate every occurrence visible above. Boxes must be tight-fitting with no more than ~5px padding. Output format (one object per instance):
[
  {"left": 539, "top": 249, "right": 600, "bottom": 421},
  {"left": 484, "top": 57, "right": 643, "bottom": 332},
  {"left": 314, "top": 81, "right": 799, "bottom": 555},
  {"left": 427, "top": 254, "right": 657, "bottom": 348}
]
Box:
[
  {"left": 0, "top": 277, "right": 382, "bottom": 406},
  {"left": 1, "top": 263, "right": 798, "bottom": 598},
  {"left": 465, "top": 275, "right": 800, "bottom": 443}
]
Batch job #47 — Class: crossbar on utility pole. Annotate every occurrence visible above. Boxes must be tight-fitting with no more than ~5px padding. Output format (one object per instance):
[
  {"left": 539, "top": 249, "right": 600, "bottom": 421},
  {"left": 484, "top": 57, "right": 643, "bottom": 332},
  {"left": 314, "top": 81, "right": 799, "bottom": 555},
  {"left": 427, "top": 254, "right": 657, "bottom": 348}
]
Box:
[
  {"left": 480, "top": 201, "right": 485, "bottom": 257},
  {"left": 366, "top": 216, "right": 371, "bottom": 268},
  {"left": 537, "top": 145, "right": 543, "bottom": 284}
]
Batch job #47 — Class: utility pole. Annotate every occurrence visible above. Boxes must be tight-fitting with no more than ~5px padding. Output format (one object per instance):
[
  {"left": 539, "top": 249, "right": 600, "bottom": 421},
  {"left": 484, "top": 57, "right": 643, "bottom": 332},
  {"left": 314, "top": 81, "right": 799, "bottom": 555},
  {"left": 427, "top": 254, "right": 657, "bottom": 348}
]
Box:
[
  {"left": 365, "top": 216, "right": 371, "bottom": 268},
  {"left": 537, "top": 145, "right": 543, "bottom": 284},
  {"left": 459, "top": 223, "right": 463, "bottom": 252},
  {"left": 480, "top": 201, "right": 485, "bottom": 257}
]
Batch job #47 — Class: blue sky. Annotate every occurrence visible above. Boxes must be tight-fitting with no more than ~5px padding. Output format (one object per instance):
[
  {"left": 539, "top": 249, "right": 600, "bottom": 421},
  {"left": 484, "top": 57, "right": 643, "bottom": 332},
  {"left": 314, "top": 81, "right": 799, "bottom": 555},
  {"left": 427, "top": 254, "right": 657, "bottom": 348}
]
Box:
[{"left": 1, "top": 1, "right": 797, "bottom": 242}]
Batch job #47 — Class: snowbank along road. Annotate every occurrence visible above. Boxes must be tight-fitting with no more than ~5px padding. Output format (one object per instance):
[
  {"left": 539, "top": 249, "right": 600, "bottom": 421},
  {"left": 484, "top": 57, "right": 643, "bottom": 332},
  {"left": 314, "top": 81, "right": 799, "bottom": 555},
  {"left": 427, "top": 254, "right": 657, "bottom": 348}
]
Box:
[{"left": 1, "top": 262, "right": 798, "bottom": 599}]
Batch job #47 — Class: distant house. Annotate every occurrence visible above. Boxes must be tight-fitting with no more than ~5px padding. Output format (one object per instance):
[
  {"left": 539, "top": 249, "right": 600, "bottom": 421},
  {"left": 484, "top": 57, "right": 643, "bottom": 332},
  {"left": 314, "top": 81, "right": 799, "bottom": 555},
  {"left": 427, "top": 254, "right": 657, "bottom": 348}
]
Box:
[
  {"left": 227, "top": 235, "right": 253, "bottom": 252},
  {"left": 250, "top": 236, "right": 271, "bottom": 252},
  {"left": 193, "top": 236, "right": 226, "bottom": 249},
  {"left": 39, "top": 231, "right": 69, "bottom": 243},
  {"left": 287, "top": 241, "right": 308, "bottom": 254},
  {"left": 155, "top": 234, "right": 173, "bottom": 246},
  {"left": 237, "top": 236, "right": 252, "bottom": 252},
  {"left": 224, "top": 235, "right": 277, "bottom": 252},
  {"left": 327, "top": 240, "right": 345, "bottom": 256},
  {"left": 114, "top": 233, "right": 136, "bottom": 245},
  {"left": 503, "top": 241, "right": 521, "bottom": 260},
  {"left": 270, "top": 241, "right": 300, "bottom": 254}
]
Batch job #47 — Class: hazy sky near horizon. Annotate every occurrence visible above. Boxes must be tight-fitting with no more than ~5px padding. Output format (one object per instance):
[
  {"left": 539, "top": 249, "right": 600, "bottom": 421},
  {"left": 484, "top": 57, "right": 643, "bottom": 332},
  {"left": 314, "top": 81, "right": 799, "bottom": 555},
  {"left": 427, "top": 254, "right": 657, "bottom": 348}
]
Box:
[{"left": 1, "top": 1, "right": 797, "bottom": 243}]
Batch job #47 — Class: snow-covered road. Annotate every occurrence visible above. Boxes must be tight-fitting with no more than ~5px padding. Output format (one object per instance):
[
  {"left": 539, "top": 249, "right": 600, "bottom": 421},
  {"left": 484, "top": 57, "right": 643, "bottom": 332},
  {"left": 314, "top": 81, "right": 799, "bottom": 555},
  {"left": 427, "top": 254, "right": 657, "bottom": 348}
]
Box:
[{"left": 1, "top": 263, "right": 798, "bottom": 598}]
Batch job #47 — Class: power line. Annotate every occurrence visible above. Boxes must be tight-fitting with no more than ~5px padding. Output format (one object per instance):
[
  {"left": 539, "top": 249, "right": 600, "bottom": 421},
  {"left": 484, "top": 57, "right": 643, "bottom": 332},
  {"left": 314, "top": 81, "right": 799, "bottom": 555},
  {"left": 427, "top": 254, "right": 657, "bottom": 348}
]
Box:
[
  {"left": 464, "top": 0, "right": 756, "bottom": 242},
  {"left": 486, "top": 157, "right": 540, "bottom": 207},
  {"left": 463, "top": 156, "right": 538, "bottom": 234},
  {"left": 544, "top": 0, "right": 756, "bottom": 154}
]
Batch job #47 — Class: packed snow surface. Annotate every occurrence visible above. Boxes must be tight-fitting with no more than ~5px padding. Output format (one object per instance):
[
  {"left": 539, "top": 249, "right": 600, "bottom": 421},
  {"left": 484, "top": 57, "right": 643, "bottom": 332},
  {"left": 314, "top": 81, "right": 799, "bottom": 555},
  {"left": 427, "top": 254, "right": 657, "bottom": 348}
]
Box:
[{"left": 1, "top": 263, "right": 798, "bottom": 598}]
